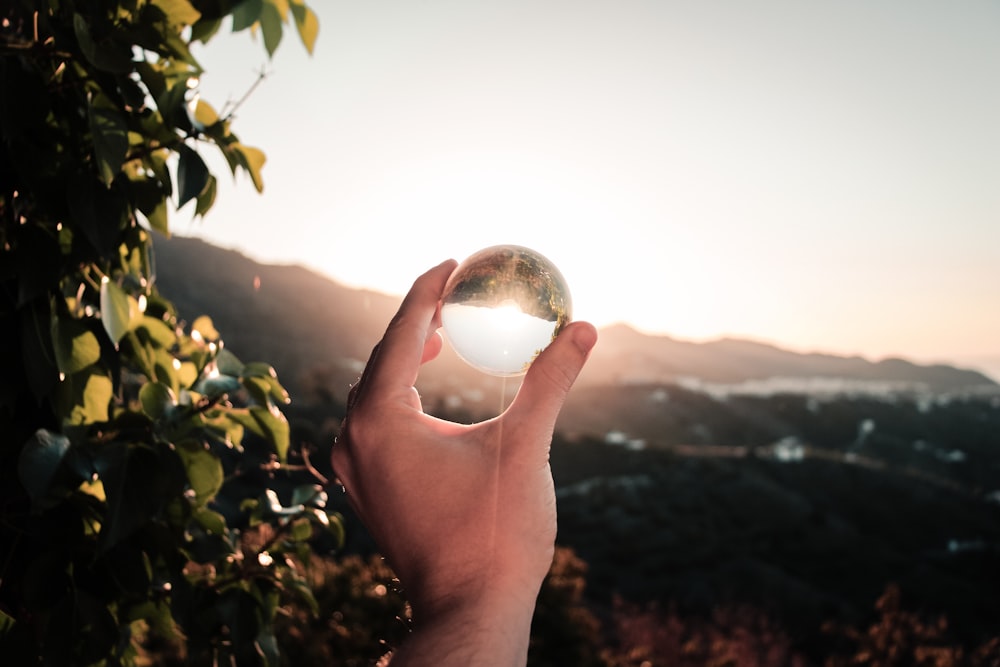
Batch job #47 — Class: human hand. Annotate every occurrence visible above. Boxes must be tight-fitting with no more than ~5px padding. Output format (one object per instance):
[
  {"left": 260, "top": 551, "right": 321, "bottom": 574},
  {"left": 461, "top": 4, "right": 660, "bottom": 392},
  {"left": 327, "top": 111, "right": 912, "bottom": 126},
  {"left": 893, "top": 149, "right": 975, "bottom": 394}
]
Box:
[{"left": 331, "top": 259, "right": 597, "bottom": 666}]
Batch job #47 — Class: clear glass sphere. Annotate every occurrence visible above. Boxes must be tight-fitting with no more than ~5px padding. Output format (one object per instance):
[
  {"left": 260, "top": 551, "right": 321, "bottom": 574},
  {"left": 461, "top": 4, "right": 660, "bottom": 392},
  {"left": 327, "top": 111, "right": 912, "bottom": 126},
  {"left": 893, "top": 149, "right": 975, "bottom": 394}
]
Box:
[{"left": 440, "top": 245, "right": 572, "bottom": 377}]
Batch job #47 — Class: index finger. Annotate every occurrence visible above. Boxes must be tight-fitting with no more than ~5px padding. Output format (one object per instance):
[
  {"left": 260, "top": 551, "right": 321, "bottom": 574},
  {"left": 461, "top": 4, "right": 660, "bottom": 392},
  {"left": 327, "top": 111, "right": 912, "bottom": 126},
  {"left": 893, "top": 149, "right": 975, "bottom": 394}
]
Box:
[{"left": 364, "top": 259, "right": 457, "bottom": 397}]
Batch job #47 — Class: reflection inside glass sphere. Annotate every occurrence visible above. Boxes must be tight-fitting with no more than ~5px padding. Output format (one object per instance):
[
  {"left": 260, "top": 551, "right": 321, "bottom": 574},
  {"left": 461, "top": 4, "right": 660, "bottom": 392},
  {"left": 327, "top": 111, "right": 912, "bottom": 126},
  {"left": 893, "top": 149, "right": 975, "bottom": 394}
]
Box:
[{"left": 440, "top": 245, "right": 572, "bottom": 377}]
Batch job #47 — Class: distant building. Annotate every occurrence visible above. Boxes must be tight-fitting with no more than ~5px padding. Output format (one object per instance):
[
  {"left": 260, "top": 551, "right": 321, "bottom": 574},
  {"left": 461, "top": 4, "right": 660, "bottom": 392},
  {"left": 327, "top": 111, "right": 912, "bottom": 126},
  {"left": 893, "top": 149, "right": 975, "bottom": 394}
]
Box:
[
  {"left": 768, "top": 436, "right": 806, "bottom": 462},
  {"left": 604, "top": 430, "right": 647, "bottom": 450}
]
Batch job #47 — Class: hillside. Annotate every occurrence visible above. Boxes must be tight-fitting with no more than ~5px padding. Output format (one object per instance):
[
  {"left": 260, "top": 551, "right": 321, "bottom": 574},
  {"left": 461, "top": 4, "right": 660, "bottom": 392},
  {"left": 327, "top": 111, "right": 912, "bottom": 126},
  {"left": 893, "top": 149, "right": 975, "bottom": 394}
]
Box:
[
  {"left": 153, "top": 235, "right": 995, "bottom": 413},
  {"left": 583, "top": 322, "right": 994, "bottom": 393},
  {"left": 153, "top": 235, "right": 401, "bottom": 405}
]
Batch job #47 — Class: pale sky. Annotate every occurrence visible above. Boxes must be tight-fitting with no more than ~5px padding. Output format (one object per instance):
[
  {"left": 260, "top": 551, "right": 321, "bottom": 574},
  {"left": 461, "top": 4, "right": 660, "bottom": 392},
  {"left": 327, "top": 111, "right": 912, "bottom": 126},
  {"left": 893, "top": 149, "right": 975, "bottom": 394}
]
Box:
[{"left": 181, "top": 0, "right": 1000, "bottom": 379}]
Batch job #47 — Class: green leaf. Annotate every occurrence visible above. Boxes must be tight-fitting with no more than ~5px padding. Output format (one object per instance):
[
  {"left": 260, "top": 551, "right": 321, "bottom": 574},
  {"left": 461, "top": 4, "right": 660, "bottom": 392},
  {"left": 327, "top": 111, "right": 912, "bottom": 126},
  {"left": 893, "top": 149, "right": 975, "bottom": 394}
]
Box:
[
  {"left": 192, "top": 98, "right": 220, "bottom": 129},
  {"left": 128, "top": 331, "right": 158, "bottom": 379},
  {"left": 157, "top": 78, "right": 192, "bottom": 131},
  {"left": 242, "top": 371, "right": 290, "bottom": 406},
  {"left": 327, "top": 512, "right": 346, "bottom": 548},
  {"left": 267, "top": 0, "right": 291, "bottom": 21},
  {"left": 215, "top": 348, "right": 244, "bottom": 376},
  {"left": 59, "top": 369, "right": 114, "bottom": 426},
  {"left": 139, "top": 381, "right": 176, "bottom": 420},
  {"left": 195, "top": 374, "right": 241, "bottom": 398},
  {"left": 175, "top": 441, "right": 224, "bottom": 507},
  {"left": 195, "top": 173, "right": 217, "bottom": 217},
  {"left": 242, "top": 363, "right": 290, "bottom": 405},
  {"left": 193, "top": 507, "right": 227, "bottom": 535},
  {"left": 88, "top": 95, "right": 129, "bottom": 186},
  {"left": 243, "top": 361, "right": 274, "bottom": 376},
  {"left": 243, "top": 375, "right": 270, "bottom": 407},
  {"left": 17, "top": 429, "right": 71, "bottom": 509},
  {"left": 232, "top": 0, "right": 264, "bottom": 32},
  {"left": 291, "top": 484, "right": 325, "bottom": 508},
  {"left": 192, "top": 314, "right": 220, "bottom": 341},
  {"left": 191, "top": 17, "right": 222, "bottom": 43},
  {"left": 153, "top": 347, "right": 182, "bottom": 396},
  {"left": 126, "top": 161, "right": 172, "bottom": 236},
  {"left": 226, "top": 405, "right": 291, "bottom": 463},
  {"left": 289, "top": 517, "right": 312, "bottom": 541},
  {"left": 167, "top": 29, "right": 204, "bottom": 67},
  {"left": 177, "top": 145, "right": 210, "bottom": 209},
  {"left": 73, "top": 13, "right": 133, "bottom": 73},
  {"left": 177, "top": 361, "right": 198, "bottom": 387},
  {"left": 201, "top": 411, "right": 245, "bottom": 450},
  {"left": 96, "top": 443, "right": 185, "bottom": 551},
  {"left": 135, "top": 61, "right": 167, "bottom": 100},
  {"left": 290, "top": 1, "right": 319, "bottom": 54},
  {"left": 136, "top": 315, "right": 178, "bottom": 349},
  {"left": 151, "top": 0, "right": 202, "bottom": 27},
  {"left": 146, "top": 147, "right": 173, "bottom": 194},
  {"left": 250, "top": 406, "right": 290, "bottom": 462},
  {"left": 260, "top": 2, "right": 284, "bottom": 57},
  {"left": 128, "top": 599, "right": 179, "bottom": 639},
  {"left": 100, "top": 280, "right": 132, "bottom": 345},
  {"left": 232, "top": 143, "right": 266, "bottom": 192},
  {"left": 51, "top": 316, "right": 101, "bottom": 375},
  {"left": 144, "top": 196, "right": 170, "bottom": 235}
]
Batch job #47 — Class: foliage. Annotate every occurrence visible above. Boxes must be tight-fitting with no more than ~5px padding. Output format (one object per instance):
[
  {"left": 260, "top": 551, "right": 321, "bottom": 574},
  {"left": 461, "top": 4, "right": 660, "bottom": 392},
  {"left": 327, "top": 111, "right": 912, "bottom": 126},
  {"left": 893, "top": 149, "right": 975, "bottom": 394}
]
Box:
[
  {"left": 529, "top": 546, "right": 609, "bottom": 667},
  {"left": 550, "top": 437, "right": 1000, "bottom": 638},
  {"left": 274, "top": 554, "right": 411, "bottom": 667},
  {"left": 823, "top": 585, "right": 1000, "bottom": 667},
  {"left": 0, "top": 1, "right": 335, "bottom": 665},
  {"left": 603, "top": 598, "right": 808, "bottom": 667}
]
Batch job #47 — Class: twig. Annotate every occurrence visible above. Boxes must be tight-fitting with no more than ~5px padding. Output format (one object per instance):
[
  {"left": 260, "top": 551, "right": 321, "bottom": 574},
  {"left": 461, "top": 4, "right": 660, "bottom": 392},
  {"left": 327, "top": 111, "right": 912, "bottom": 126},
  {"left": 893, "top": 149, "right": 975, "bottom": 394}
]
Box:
[
  {"left": 219, "top": 66, "right": 270, "bottom": 120},
  {"left": 300, "top": 445, "right": 329, "bottom": 485}
]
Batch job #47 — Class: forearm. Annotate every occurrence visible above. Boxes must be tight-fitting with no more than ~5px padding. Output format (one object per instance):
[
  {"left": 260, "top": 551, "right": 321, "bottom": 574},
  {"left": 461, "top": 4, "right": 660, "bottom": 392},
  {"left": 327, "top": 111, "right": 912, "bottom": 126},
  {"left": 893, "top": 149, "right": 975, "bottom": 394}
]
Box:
[{"left": 386, "top": 588, "right": 538, "bottom": 667}]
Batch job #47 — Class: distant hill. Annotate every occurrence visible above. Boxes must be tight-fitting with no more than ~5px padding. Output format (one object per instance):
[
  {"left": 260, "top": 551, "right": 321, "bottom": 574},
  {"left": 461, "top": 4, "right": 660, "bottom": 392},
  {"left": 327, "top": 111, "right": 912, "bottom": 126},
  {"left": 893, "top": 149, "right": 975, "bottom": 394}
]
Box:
[
  {"left": 583, "top": 322, "right": 995, "bottom": 394},
  {"left": 152, "top": 236, "right": 996, "bottom": 414},
  {"left": 153, "top": 234, "right": 400, "bottom": 404}
]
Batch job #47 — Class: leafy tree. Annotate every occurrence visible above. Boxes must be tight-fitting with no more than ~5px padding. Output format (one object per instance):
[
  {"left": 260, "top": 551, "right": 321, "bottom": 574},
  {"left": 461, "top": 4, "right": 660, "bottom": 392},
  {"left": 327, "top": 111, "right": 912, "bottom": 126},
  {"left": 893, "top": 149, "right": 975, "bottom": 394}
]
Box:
[{"left": 0, "top": 1, "right": 338, "bottom": 664}]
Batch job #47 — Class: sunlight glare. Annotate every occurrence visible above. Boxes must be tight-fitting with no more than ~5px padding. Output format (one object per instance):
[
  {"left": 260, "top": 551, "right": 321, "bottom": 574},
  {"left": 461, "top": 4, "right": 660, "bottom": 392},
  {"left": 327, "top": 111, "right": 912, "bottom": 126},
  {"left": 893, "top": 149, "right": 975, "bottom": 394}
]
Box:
[
  {"left": 440, "top": 244, "right": 571, "bottom": 376},
  {"left": 441, "top": 302, "right": 557, "bottom": 377}
]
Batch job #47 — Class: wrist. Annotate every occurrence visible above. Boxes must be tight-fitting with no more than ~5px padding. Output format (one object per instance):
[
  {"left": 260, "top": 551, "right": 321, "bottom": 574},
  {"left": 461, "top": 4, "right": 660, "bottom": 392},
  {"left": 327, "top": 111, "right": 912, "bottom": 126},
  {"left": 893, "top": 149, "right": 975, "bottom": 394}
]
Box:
[{"left": 390, "top": 581, "right": 540, "bottom": 666}]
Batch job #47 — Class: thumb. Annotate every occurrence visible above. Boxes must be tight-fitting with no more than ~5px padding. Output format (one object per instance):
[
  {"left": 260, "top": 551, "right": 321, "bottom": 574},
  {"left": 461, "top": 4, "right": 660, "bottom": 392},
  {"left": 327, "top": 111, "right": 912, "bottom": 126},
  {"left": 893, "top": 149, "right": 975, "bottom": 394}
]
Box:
[{"left": 505, "top": 321, "right": 598, "bottom": 437}]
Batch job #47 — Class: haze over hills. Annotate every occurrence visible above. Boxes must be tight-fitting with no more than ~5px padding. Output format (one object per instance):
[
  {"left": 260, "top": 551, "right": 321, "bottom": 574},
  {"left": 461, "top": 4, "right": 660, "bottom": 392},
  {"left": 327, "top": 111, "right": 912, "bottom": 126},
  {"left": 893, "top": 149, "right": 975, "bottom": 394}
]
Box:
[{"left": 153, "top": 235, "right": 996, "bottom": 411}]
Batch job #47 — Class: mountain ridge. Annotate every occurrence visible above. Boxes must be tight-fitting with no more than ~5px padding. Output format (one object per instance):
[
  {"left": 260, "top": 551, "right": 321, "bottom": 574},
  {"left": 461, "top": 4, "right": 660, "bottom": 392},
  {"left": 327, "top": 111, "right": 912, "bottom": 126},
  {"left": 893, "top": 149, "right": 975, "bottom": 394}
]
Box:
[
  {"left": 584, "top": 321, "right": 995, "bottom": 391},
  {"left": 152, "top": 235, "right": 996, "bottom": 406}
]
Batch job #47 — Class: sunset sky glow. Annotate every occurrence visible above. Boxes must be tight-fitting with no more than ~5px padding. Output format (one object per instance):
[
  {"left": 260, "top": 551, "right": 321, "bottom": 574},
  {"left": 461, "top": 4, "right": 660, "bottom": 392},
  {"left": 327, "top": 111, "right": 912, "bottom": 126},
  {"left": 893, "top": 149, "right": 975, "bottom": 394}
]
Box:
[{"left": 180, "top": 0, "right": 1000, "bottom": 379}]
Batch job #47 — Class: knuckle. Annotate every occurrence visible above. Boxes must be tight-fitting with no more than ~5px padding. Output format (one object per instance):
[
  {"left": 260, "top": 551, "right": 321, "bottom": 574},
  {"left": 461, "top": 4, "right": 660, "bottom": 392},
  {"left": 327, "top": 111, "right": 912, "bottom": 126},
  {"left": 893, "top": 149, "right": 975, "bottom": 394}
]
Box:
[{"left": 536, "top": 358, "right": 575, "bottom": 395}]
